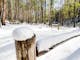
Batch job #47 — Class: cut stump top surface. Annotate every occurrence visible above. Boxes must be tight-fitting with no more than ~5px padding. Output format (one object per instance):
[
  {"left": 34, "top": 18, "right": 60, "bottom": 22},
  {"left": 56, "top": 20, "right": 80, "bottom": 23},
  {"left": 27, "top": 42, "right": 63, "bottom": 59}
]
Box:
[{"left": 13, "top": 27, "right": 34, "bottom": 41}]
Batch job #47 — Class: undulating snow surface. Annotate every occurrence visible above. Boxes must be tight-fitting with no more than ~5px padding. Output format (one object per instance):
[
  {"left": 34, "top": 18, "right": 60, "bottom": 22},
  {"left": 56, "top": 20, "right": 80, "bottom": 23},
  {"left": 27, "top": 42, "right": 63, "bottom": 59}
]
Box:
[
  {"left": 0, "top": 23, "right": 80, "bottom": 60},
  {"left": 37, "top": 36, "right": 80, "bottom": 60},
  {"left": 65, "top": 48, "right": 80, "bottom": 60},
  {"left": 37, "top": 28, "right": 80, "bottom": 52}
]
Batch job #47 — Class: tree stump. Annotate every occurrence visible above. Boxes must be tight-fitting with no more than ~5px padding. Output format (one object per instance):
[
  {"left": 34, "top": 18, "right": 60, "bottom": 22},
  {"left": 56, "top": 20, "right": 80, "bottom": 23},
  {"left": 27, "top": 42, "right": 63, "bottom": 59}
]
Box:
[{"left": 13, "top": 27, "right": 36, "bottom": 60}]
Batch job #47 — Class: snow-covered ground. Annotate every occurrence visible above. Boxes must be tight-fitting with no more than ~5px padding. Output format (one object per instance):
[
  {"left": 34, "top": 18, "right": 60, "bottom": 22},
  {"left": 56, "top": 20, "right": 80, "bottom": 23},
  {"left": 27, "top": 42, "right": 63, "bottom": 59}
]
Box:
[
  {"left": 65, "top": 48, "right": 80, "bottom": 60},
  {"left": 37, "top": 28, "right": 80, "bottom": 52},
  {"left": 0, "top": 23, "right": 80, "bottom": 60},
  {"left": 37, "top": 36, "right": 80, "bottom": 60}
]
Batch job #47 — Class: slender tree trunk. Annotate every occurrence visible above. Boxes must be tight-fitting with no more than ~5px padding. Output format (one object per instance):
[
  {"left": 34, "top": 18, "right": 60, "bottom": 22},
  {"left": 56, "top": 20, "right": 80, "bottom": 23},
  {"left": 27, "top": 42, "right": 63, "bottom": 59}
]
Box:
[
  {"left": 40, "top": 1, "right": 43, "bottom": 23},
  {"left": 7, "top": 0, "right": 12, "bottom": 21},
  {"left": 2, "top": 0, "right": 7, "bottom": 25},
  {"left": 22, "top": 7, "right": 25, "bottom": 22},
  {"left": 16, "top": 0, "right": 19, "bottom": 20},
  {"left": 73, "top": 0, "right": 76, "bottom": 27},
  {"left": 10, "top": 0, "right": 14, "bottom": 22},
  {"left": 0, "top": 0, "right": 2, "bottom": 26},
  {"left": 14, "top": 0, "right": 19, "bottom": 21},
  {"left": 49, "top": 0, "right": 53, "bottom": 26},
  {"left": 41, "top": 5, "right": 43, "bottom": 23},
  {"left": 0, "top": 0, "right": 2, "bottom": 18},
  {"left": 26, "top": 0, "right": 29, "bottom": 23},
  {"left": 14, "top": 0, "right": 17, "bottom": 20},
  {"left": 44, "top": 0, "right": 46, "bottom": 24}
]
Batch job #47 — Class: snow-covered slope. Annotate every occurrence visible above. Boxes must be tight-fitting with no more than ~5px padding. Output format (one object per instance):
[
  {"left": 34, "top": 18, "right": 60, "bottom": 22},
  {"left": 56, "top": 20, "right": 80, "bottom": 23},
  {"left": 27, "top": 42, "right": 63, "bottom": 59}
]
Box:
[
  {"left": 0, "top": 23, "right": 79, "bottom": 60},
  {"left": 37, "top": 36, "right": 80, "bottom": 60},
  {"left": 37, "top": 28, "right": 80, "bottom": 52},
  {"left": 65, "top": 48, "right": 80, "bottom": 60}
]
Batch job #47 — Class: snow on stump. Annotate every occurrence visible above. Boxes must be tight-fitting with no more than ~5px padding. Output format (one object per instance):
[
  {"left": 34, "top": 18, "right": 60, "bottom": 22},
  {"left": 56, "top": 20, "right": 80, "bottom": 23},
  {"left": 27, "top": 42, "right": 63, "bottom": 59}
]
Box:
[{"left": 13, "top": 27, "right": 36, "bottom": 60}]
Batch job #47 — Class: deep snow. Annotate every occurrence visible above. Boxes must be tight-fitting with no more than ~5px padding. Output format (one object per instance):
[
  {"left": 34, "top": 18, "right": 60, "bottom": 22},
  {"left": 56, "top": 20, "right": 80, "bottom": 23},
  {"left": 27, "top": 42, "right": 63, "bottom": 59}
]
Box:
[
  {"left": 0, "top": 23, "right": 80, "bottom": 60},
  {"left": 37, "top": 28, "right": 80, "bottom": 52},
  {"left": 37, "top": 36, "right": 80, "bottom": 60},
  {"left": 13, "top": 27, "right": 34, "bottom": 41},
  {"left": 65, "top": 48, "right": 80, "bottom": 60}
]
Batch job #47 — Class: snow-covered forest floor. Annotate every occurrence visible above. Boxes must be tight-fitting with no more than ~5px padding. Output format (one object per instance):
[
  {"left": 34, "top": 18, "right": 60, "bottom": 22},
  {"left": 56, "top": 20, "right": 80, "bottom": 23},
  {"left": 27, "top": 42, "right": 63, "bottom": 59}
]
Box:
[{"left": 0, "top": 23, "right": 80, "bottom": 60}]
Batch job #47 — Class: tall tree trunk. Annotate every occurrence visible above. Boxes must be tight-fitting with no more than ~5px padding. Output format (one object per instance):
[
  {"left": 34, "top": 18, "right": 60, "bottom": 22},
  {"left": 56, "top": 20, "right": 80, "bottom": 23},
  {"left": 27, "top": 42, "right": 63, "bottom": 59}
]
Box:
[
  {"left": 16, "top": 0, "right": 19, "bottom": 20},
  {"left": 0, "top": 0, "right": 2, "bottom": 18},
  {"left": 49, "top": 0, "right": 53, "bottom": 26},
  {"left": 73, "top": 0, "right": 76, "bottom": 27},
  {"left": 7, "top": 0, "right": 12, "bottom": 21},
  {"left": 44, "top": 0, "right": 46, "bottom": 24},
  {"left": 0, "top": 0, "right": 2, "bottom": 26},
  {"left": 40, "top": 1, "right": 43, "bottom": 23},
  {"left": 10, "top": 0, "right": 15, "bottom": 22},
  {"left": 2, "top": 0, "right": 7, "bottom": 25},
  {"left": 26, "top": 0, "right": 29, "bottom": 23},
  {"left": 14, "top": 0, "right": 17, "bottom": 20},
  {"left": 41, "top": 5, "right": 43, "bottom": 23}
]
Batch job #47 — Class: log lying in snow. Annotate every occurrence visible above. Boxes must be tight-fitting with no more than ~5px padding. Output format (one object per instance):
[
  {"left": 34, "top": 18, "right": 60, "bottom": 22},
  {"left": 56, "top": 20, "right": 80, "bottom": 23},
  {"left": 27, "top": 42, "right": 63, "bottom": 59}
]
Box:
[
  {"left": 13, "top": 27, "right": 36, "bottom": 60},
  {"left": 37, "top": 29, "right": 80, "bottom": 53}
]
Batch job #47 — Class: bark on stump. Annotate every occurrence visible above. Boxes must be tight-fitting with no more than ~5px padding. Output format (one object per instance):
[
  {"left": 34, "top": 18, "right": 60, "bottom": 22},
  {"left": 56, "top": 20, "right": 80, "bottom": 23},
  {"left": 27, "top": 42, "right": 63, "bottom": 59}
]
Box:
[{"left": 13, "top": 27, "right": 36, "bottom": 60}]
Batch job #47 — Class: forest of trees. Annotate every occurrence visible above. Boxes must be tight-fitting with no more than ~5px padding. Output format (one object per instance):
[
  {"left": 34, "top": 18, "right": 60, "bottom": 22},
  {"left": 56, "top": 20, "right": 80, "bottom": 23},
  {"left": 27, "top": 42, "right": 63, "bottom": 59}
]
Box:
[{"left": 0, "top": 0, "right": 80, "bottom": 27}]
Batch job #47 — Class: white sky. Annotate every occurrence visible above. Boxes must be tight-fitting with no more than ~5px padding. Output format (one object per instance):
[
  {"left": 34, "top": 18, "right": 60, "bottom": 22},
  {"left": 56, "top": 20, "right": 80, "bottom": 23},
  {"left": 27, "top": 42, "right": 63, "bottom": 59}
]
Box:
[
  {"left": 23, "top": 0, "right": 65, "bottom": 10},
  {"left": 54, "top": 0, "right": 64, "bottom": 10}
]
